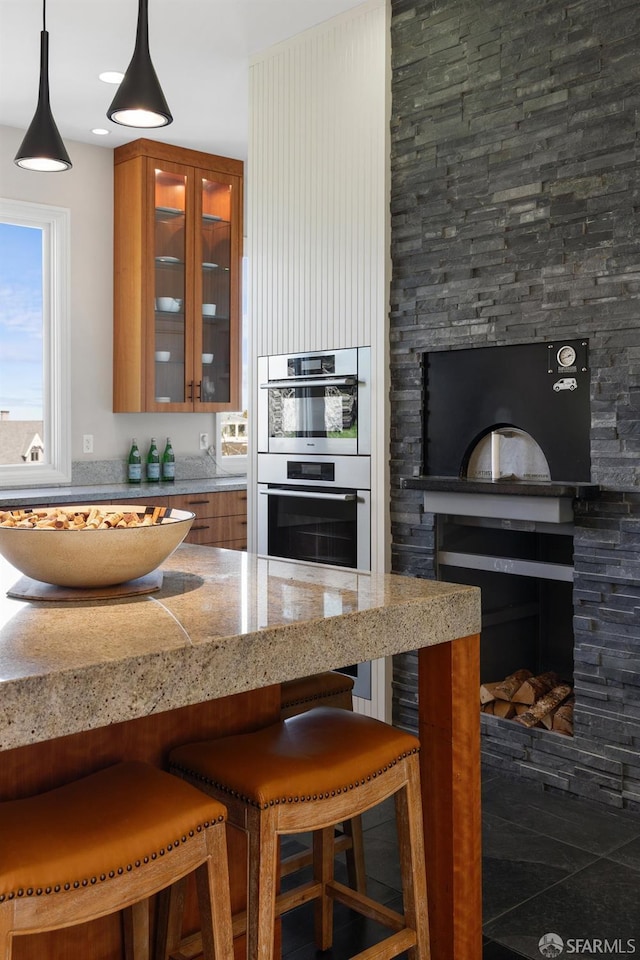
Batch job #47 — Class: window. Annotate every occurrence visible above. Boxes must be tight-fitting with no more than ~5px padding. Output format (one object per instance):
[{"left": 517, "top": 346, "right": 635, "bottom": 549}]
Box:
[
  {"left": 220, "top": 412, "right": 248, "bottom": 456},
  {"left": 0, "top": 198, "right": 70, "bottom": 487},
  {"left": 215, "top": 256, "right": 248, "bottom": 474}
]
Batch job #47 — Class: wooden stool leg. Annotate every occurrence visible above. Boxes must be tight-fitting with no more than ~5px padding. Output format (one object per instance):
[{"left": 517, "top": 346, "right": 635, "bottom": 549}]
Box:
[
  {"left": 313, "top": 826, "right": 335, "bottom": 951},
  {"left": 123, "top": 898, "right": 150, "bottom": 960},
  {"left": 343, "top": 814, "right": 367, "bottom": 894},
  {"left": 248, "top": 807, "right": 280, "bottom": 960},
  {"left": 395, "top": 758, "right": 431, "bottom": 960},
  {"left": 154, "top": 877, "right": 187, "bottom": 960},
  {"left": 0, "top": 907, "right": 13, "bottom": 960},
  {"left": 197, "top": 827, "right": 234, "bottom": 960}
]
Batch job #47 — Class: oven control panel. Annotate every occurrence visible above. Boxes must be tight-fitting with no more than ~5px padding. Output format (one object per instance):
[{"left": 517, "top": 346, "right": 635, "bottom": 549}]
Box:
[
  {"left": 287, "top": 460, "right": 335, "bottom": 482},
  {"left": 258, "top": 453, "right": 370, "bottom": 490}
]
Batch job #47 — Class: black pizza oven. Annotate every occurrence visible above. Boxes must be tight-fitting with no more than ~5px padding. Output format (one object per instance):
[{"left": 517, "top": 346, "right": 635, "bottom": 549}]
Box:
[
  {"left": 424, "top": 339, "right": 591, "bottom": 484},
  {"left": 401, "top": 340, "right": 601, "bottom": 768}
]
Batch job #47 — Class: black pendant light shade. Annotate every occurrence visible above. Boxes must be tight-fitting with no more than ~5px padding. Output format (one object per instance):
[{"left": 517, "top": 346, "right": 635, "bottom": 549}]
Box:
[
  {"left": 107, "top": 0, "right": 172, "bottom": 128},
  {"left": 14, "top": 2, "right": 72, "bottom": 172}
]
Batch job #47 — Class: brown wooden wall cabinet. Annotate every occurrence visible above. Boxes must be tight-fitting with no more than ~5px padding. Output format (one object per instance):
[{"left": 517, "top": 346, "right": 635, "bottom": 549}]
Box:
[{"left": 113, "top": 139, "right": 243, "bottom": 413}]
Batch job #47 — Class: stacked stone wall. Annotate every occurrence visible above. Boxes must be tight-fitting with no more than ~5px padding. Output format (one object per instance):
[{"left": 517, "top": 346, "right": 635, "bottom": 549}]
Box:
[{"left": 390, "top": 0, "right": 640, "bottom": 807}]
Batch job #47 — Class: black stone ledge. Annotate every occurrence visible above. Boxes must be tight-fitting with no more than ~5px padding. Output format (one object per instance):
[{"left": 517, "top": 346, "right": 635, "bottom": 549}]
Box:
[{"left": 402, "top": 476, "right": 600, "bottom": 500}]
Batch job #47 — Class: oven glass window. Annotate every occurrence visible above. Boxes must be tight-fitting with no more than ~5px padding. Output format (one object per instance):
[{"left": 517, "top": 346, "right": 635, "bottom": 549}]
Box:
[
  {"left": 268, "top": 385, "right": 357, "bottom": 440},
  {"left": 268, "top": 487, "right": 357, "bottom": 568}
]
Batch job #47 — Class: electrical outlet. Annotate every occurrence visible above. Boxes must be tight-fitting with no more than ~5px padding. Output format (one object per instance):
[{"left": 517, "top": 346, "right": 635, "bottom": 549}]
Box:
[
  {"left": 82, "top": 434, "right": 93, "bottom": 454},
  {"left": 199, "top": 433, "right": 209, "bottom": 450}
]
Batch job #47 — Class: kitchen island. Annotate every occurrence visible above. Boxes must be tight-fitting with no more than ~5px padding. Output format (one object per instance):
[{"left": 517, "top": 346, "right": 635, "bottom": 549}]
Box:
[{"left": 0, "top": 545, "right": 481, "bottom": 960}]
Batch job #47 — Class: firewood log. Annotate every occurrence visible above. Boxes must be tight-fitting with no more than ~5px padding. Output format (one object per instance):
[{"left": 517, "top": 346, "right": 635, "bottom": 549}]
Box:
[
  {"left": 493, "top": 669, "right": 533, "bottom": 701},
  {"left": 552, "top": 698, "right": 574, "bottom": 735},
  {"left": 512, "top": 671, "right": 560, "bottom": 704},
  {"left": 480, "top": 681, "right": 501, "bottom": 704},
  {"left": 513, "top": 685, "right": 572, "bottom": 728},
  {"left": 493, "top": 699, "right": 516, "bottom": 719}
]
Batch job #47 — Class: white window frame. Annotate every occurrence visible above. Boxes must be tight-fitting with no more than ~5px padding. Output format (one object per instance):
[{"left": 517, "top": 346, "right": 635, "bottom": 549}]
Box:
[
  {"left": 214, "top": 254, "right": 248, "bottom": 475},
  {"left": 0, "top": 198, "right": 71, "bottom": 487},
  {"left": 216, "top": 413, "right": 248, "bottom": 475}
]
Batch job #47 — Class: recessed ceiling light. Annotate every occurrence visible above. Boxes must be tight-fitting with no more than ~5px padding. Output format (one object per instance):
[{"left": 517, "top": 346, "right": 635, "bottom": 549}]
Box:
[
  {"left": 91, "top": 128, "right": 110, "bottom": 136},
  {"left": 99, "top": 71, "right": 124, "bottom": 84}
]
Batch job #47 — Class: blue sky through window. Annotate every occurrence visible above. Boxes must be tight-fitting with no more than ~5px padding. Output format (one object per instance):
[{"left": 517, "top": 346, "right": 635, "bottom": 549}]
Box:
[{"left": 0, "top": 221, "right": 43, "bottom": 420}]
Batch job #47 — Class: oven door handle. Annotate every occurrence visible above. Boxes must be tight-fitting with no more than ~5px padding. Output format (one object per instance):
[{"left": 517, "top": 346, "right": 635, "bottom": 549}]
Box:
[
  {"left": 260, "top": 376, "right": 357, "bottom": 389},
  {"left": 260, "top": 489, "right": 358, "bottom": 502}
]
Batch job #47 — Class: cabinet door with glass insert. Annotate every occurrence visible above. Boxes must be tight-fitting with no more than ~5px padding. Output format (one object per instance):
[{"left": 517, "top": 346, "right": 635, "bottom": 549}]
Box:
[
  {"left": 196, "top": 172, "right": 235, "bottom": 407},
  {"left": 151, "top": 164, "right": 192, "bottom": 409},
  {"left": 114, "top": 140, "right": 243, "bottom": 413}
]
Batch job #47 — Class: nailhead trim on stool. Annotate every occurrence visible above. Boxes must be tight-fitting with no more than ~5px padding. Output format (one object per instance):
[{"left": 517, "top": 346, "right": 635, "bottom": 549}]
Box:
[
  {"left": 168, "top": 707, "right": 431, "bottom": 960},
  {"left": 0, "top": 761, "right": 234, "bottom": 960},
  {"left": 173, "top": 747, "right": 419, "bottom": 808}
]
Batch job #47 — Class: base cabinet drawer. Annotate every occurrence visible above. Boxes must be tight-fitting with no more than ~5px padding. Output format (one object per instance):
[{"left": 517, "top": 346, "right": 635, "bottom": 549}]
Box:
[
  {"left": 173, "top": 489, "right": 247, "bottom": 550},
  {"left": 186, "top": 513, "right": 248, "bottom": 546},
  {"left": 122, "top": 496, "right": 170, "bottom": 509},
  {"left": 170, "top": 490, "right": 247, "bottom": 519}
]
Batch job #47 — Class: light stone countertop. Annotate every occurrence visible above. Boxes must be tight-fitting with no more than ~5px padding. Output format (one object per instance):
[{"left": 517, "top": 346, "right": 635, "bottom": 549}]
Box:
[
  {"left": 0, "top": 475, "right": 246, "bottom": 509},
  {"left": 0, "top": 545, "right": 481, "bottom": 753}
]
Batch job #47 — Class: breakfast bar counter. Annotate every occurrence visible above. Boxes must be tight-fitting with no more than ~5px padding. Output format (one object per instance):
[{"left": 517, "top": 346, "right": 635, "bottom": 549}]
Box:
[{"left": 0, "top": 545, "right": 482, "bottom": 960}]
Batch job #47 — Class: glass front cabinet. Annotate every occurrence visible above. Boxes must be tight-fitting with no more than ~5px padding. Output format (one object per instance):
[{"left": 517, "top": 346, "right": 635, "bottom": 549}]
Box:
[{"left": 113, "top": 139, "right": 243, "bottom": 412}]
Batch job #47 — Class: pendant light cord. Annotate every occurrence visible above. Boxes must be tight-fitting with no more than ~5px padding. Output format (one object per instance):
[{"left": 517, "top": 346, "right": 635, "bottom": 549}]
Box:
[{"left": 42, "top": 0, "right": 46, "bottom": 33}]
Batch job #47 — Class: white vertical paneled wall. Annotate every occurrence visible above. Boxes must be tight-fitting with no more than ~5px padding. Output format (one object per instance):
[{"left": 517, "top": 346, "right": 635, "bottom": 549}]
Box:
[
  {"left": 247, "top": 0, "right": 390, "bottom": 718},
  {"left": 249, "top": 0, "right": 387, "bottom": 357}
]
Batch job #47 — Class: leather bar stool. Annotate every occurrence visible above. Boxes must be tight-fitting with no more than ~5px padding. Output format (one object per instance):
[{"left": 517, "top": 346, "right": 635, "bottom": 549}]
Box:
[
  {"left": 279, "top": 671, "right": 356, "bottom": 719},
  {"left": 279, "top": 672, "right": 366, "bottom": 892},
  {"left": 169, "top": 707, "right": 430, "bottom": 960},
  {"left": 0, "top": 761, "right": 233, "bottom": 960}
]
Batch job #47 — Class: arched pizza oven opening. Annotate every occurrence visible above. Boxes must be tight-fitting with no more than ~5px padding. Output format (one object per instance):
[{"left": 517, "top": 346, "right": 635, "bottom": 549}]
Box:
[{"left": 463, "top": 426, "right": 551, "bottom": 483}]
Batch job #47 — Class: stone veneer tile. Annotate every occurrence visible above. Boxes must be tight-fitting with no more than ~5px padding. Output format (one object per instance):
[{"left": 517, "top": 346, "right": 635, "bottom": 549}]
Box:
[{"left": 389, "top": 0, "right": 640, "bottom": 808}]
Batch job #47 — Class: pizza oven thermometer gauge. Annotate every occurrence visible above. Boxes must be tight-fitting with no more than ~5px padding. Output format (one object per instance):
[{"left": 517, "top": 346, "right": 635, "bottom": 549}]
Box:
[{"left": 557, "top": 345, "right": 577, "bottom": 368}]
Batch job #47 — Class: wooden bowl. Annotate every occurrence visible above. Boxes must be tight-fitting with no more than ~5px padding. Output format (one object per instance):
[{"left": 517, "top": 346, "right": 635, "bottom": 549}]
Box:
[{"left": 0, "top": 504, "right": 195, "bottom": 588}]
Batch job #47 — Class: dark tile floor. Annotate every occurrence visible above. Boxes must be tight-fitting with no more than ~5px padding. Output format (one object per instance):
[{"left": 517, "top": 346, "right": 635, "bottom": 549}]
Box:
[{"left": 280, "top": 767, "right": 640, "bottom": 960}]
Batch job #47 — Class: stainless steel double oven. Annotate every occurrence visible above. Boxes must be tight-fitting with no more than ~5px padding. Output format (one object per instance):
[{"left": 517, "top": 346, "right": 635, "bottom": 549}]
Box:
[
  {"left": 257, "top": 346, "right": 372, "bottom": 696},
  {"left": 257, "top": 346, "right": 371, "bottom": 569},
  {"left": 257, "top": 346, "right": 370, "bottom": 457}
]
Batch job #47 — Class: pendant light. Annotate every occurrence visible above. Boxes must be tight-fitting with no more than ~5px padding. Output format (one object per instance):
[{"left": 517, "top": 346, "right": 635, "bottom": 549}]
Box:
[
  {"left": 14, "top": 0, "right": 72, "bottom": 172},
  {"left": 107, "top": 0, "right": 172, "bottom": 128}
]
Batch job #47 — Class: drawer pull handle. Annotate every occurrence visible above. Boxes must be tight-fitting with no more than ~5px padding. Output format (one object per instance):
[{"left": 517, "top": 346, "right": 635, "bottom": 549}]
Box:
[{"left": 191, "top": 524, "right": 209, "bottom": 531}]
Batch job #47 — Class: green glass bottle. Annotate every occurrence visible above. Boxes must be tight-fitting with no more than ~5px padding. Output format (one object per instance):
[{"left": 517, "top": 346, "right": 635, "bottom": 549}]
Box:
[
  {"left": 146, "top": 437, "right": 160, "bottom": 482},
  {"left": 127, "top": 438, "right": 141, "bottom": 484},
  {"left": 161, "top": 437, "right": 175, "bottom": 482}
]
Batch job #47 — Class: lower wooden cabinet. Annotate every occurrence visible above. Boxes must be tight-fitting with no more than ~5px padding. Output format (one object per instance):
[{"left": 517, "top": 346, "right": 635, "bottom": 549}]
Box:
[
  {"left": 169, "top": 490, "right": 248, "bottom": 549},
  {"left": 31, "top": 488, "right": 248, "bottom": 552}
]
